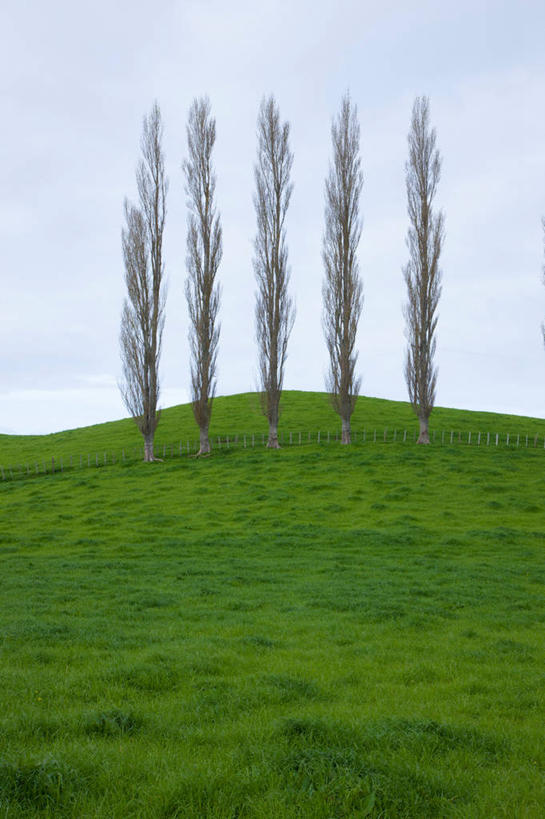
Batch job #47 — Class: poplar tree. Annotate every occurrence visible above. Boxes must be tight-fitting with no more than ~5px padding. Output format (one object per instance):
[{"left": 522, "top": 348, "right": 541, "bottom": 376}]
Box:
[
  {"left": 253, "top": 95, "right": 295, "bottom": 448},
  {"left": 183, "top": 97, "right": 222, "bottom": 455},
  {"left": 322, "top": 93, "right": 363, "bottom": 444},
  {"left": 403, "top": 96, "right": 444, "bottom": 445},
  {"left": 119, "top": 102, "right": 168, "bottom": 461}
]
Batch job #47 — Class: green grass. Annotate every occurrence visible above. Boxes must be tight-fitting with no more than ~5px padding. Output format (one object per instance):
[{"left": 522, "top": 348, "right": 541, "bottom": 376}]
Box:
[
  {"left": 0, "top": 392, "right": 544, "bottom": 816},
  {"left": 1, "top": 390, "right": 544, "bottom": 466}
]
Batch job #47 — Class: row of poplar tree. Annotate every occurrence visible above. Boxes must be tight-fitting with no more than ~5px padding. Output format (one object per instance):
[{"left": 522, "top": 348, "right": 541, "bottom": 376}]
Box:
[{"left": 119, "top": 93, "right": 443, "bottom": 460}]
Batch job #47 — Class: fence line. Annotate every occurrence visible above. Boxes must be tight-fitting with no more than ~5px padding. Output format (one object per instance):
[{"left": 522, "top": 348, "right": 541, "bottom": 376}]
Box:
[{"left": 1, "top": 427, "right": 544, "bottom": 483}]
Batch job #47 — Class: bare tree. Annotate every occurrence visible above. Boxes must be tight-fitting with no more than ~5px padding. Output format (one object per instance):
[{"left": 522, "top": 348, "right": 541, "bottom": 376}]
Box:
[
  {"left": 254, "top": 95, "right": 295, "bottom": 448},
  {"left": 183, "top": 97, "right": 222, "bottom": 456},
  {"left": 403, "top": 96, "right": 444, "bottom": 445},
  {"left": 322, "top": 93, "right": 363, "bottom": 444},
  {"left": 119, "top": 102, "right": 168, "bottom": 461}
]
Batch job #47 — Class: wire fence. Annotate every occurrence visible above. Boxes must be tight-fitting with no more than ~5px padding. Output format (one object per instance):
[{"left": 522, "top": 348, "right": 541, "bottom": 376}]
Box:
[{"left": 1, "top": 426, "right": 544, "bottom": 483}]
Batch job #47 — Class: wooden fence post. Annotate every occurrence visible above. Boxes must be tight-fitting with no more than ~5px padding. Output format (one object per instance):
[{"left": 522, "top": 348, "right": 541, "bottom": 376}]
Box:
[
  {"left": 495, "top": 434, "right": 499, "bottom": 446},
  {"left": 317, "top": 431, "right": 320, "bottom": 443},
  {"left": 506, "top": 433, "right": 510, "bottom": 446},
  {"left": 468, "top": 432, "right": 471, "bottom": 445}
]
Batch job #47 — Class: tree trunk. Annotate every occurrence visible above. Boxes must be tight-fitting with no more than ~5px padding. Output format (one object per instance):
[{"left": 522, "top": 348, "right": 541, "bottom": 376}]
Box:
[
  {"left": 267, "top": 422, "right": 280, "bottom": 449},
  {"left": 417, "top": 415, "right": 430, "bottom": 445},
  {"left": 144, "top": 435, "right": 155, "bottom": 461},
  {"left": 341, "top": 416, "right": 351, "bottom": 445},
  {"left": 198, "top": 426, "right": 211, "bottom": 455}
]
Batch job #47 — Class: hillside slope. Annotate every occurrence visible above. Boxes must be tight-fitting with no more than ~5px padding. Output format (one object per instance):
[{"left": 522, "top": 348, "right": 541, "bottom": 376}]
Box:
[
  {"left": 0, "top": 392, "right": 544, "bottom": 816},
  {"left": 1, "top": 390, "right": 544, "bottom": 466}
]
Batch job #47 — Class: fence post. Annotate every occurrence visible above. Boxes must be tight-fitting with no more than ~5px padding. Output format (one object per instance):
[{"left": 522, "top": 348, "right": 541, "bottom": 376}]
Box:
[
  {"left": 52, "top": 457, "right": 55, "bottom": 474},
  {"left": 525, "top": 434, "right": 528, "bottom": 447},
  {"left": 516, "top": 435, "right": 519, "bottom": 447},
  {"left": 468, "top": 432, "right": 471, "bottom": 445},
  {"left": 506, "top": 433, "right": 510, "bottom": 446},
  {"left": 495, "top": 434, "right": 499, "bottom": 446},
  {"left": 35, "top": 463, "right": 39, "bottom": 474},
  {"left": 317, "top": 431, "right": 320, "bottom": 443},
  {"left": 373, "top": 429, "right": 376, "bottom": 442},
  {"left": 298, "top": 432, "right": 301, "bottom": 445},
  {"left": 534, "top": 434, "right": 539, "bottom": 448},
  {"left": 393, "top": 429, "right": 397, "bottom": 442}
]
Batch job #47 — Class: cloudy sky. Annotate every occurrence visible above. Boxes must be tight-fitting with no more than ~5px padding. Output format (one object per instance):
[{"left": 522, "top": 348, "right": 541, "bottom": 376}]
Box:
[{"left": 2, "top": 0, "right": 544, "bottom": 434}]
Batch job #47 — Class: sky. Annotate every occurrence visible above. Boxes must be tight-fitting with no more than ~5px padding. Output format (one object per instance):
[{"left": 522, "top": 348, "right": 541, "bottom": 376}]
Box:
[{"left": 1, "top": 0, "right": 544, "bottom": 434}]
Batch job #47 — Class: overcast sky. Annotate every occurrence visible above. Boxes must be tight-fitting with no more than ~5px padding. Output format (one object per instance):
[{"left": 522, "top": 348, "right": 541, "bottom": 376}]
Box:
[{"left": 1, "top": 0, "right": 544, "bottom": 434}]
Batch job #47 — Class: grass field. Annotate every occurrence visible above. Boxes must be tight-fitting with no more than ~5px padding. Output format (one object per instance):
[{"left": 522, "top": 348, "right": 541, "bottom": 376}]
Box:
[{"left": 1, "top": 392, "right": 544, "bottom": 816}]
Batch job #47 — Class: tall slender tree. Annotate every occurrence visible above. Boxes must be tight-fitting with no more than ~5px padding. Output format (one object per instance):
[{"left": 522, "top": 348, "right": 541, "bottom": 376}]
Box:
[
  {"left": 403, "top": 96, "right": 444, "bottom": 445},
  {"left": 183, "top": 97, "right": 222, "bottom": 456},
  {"left": 254, "top": 95, "right": 295, "bottom": 448},
  {"left": 119, "top": 102, "right": 168, "bottom": 461},
  {"left": 322, "top": 93, "right": 363, "bottom": 444}
]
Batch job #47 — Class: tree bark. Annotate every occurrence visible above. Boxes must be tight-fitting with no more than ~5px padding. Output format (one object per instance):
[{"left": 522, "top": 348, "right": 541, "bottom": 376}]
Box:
[
  {"left": 417, "top": 415, "right": 430, "bottom": 445},
  {"left": 341, "top": 417, "right": 351, "bottom": 445},
  {"left": 144, "top": 435, "right": 155, "bottom": 461},
  {"left": 198, "top": 426, "right": 211, "bottom": 455},
  {"left": 267, "top": 422, "right": 280, "bottom": 449}
]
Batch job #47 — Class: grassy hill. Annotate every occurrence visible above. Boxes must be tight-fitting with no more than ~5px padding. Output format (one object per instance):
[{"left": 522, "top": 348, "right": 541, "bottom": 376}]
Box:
[
  {"left": 1, "top": 390, "right": 545, "bottom": 466},
  {"left": 0, "top": 393, "right": 544, "bottom": 816}
]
